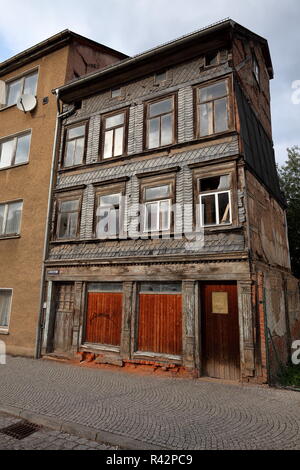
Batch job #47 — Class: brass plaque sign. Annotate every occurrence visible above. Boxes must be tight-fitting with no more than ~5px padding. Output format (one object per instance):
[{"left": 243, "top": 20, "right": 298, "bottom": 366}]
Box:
[{"left": 212, "top": 292, "right": 229, "bottom": 314}]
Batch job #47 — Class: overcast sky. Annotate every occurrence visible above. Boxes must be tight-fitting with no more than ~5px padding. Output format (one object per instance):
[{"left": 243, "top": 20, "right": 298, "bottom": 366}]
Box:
[{"left": 0, "top": 0, "right": 299, "bottom": 165}]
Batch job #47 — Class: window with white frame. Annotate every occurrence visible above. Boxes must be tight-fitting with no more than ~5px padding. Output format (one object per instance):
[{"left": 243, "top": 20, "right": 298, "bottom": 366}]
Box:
[
  {"left": 0, "top": 132, "right": 31, "bottom": 169},
  {"left": 6, "top": 71, "right": 38, "bottom": 107},
  {"left": 0, "top": 289, "right": 12, "bottom": 330},
  {"left": 95, "top": 192, "right": 122, "bottom": 238},
  {"left": 143, "top": 184, "right": 172, "bottom": 232},
  {"left": 102, "top": 110, "right": 127, "bottom": 159},
  {"left": 199, "top": 175, "right": 232, "bottom": 227},
  {"left": 0, "top": 201, "right": 23, "bottom": 237}
]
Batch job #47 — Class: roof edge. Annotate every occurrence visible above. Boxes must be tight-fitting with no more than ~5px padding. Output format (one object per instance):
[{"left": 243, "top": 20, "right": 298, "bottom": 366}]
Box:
[
  {"left": 0, "top": 30, "right": 127, "bottom": 77},
  {"left": 57, "top": 19, "right": 273, "bottom": 100}
]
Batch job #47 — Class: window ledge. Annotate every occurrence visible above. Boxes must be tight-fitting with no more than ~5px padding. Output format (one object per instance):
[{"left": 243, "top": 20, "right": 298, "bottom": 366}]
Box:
[
  {"left": 0, "top": 162, "right": 29, "bottom": 172},
  {"left": 81, "top": 343, "right": 120, "bottom": 353},
  {"left": 0, "top": 103, "right": 16, "bottom": 112},
  {"left": 133, "top": 351, "right": 182, "bottom": 362},
  {"left": 0, "top": 329, "right": 9, "bottom": 335},
  {"left": 57, "top": 130, "right": 238, "bottom": 174},
  {"left": 203, "top": 224, "right": 243, "bottom": 233},
  {"left": 49, "top": 230, "right": 244, "bottom": 245},
  {"left": 51, "top": 238, "right": 79, "bottom": 244},
  {"left": 0, "top": 235, "right": 21, "bottom": 240}
]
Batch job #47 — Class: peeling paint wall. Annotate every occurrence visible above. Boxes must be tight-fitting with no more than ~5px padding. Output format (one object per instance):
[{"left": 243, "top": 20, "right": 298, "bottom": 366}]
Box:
[
  {"left": 232, "top": 36, "right": 271, "bottom": 139},
  {"left": 246, "top": 171, "right": 290, "bottom": 269},
  {"left": 255, "top": 267, "right": 300, "bottom": 381}
]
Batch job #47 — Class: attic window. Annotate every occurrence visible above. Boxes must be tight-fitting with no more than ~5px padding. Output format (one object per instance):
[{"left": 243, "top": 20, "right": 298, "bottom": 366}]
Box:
[
  {"left": 205, "top": 52, "right": 220, "bottom": 67},
  {"left": 111, "top": 88, "right": 122, "bottom": 98},
  {"left": 155, "top": 71, "right": 167, "bottom": 83},
  {"left": 253, "top": 55, "right": 260, "bottom": 84}
]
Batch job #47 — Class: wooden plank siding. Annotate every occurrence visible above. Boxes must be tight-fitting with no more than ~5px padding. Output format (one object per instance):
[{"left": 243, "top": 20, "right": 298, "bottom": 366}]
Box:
[
  {"left": 85, "top": 292, "right": 122, "bottom": 346},
  {"left": 137, "top": 293, "right": 182, "bottom": 356},
  {"left": 53, "top": 283, "right": 75, "bottom": 354}
]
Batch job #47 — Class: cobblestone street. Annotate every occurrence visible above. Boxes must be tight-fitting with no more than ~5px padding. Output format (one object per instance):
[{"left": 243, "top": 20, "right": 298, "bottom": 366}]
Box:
[
  {"left": 0, "top": 412, "right": 115, "bottom": 450},
  {"left": 0, "top": 357, "right": 299, "bottom": 450}
]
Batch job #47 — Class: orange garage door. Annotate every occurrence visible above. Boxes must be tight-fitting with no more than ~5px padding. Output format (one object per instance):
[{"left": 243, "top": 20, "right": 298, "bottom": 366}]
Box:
[
  {"left": 85, "top": 283, "right": 123, "bottom": 346},
  {"left": 137, "top": 282, "right": 182, "bottom": 356}
]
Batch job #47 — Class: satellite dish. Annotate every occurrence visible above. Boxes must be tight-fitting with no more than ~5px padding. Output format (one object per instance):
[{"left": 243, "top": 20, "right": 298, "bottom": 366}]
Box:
[{"left": 16, "top": 94, "right": 37, "bottom": 113}]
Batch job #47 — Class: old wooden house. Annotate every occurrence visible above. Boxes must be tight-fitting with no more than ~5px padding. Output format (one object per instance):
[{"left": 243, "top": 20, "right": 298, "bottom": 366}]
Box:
[{"left": 39, "top": 20, "right": 300, "bottom": 382}]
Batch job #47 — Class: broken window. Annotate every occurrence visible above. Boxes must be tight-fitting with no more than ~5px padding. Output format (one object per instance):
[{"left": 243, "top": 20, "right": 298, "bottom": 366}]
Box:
[
  {"left": 56, "top": 197, "right": 81, "bottom": 239},
  {"left": 146, "top": 96, "right": 175, "bottom": 149},
  {"left": 63, "top": 123, "right": 87, "bottom": 167},
  {"left": 102, "top": 110, "right": 126, "bottom": 159},
  {"left": 199, "top": 174, "right": 231, "bottom": 227},
  {"left": 253, "top": 55, "right": 260, "bottom": 84},
  {"left": 155, "top": 71, "right": 167, "bottom": 83},
  {"left": 196, "top": 80, "right": 230, "bottom": 137},
  {"left": 205, "top": 52, "right": 220, "bottom": 67}
]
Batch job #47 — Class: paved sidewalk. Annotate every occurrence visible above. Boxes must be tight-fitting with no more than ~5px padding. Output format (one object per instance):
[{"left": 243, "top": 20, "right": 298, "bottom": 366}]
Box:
[
  {"left": 0, "top": 357, "right": 300, "bottom": 450},
  {"left": 0, "top": 412, "right": 115, "bottom": 450}
]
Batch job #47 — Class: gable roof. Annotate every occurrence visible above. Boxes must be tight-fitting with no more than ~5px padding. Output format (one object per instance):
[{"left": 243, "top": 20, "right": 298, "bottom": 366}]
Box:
[
  {"left": 56, "top": 19, "right": 273, "bottom": 103},
  {"left": 0, "top": 30, "right": 127, "bottom": 77}
]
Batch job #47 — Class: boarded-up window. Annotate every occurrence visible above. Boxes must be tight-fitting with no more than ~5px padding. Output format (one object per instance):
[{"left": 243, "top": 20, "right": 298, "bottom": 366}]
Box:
[
  {"left": 85, "top": 283, "right": 123, "bottom": 346},
  {"left": 137, "top": 282, "right": 182, "bottom": 356}
]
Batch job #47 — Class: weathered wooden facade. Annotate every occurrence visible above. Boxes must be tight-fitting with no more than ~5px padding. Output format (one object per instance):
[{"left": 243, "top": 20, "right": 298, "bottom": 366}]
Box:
[{"left": 40, "top": 20, "right": 300, "bottom": 382}]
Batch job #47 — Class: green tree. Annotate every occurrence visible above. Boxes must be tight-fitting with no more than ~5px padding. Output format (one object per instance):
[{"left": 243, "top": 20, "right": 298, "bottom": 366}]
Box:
[{"left": 279, "top": 146, "right": 300, "bottom": 278}]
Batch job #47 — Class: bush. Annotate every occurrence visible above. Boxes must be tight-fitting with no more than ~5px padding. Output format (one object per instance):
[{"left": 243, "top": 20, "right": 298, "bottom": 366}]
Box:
[{"left": 279, "top": 365, "right": 300, "bottom": 387}]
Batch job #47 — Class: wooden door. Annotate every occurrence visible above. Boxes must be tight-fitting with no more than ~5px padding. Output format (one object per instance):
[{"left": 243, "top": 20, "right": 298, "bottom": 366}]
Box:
[
  {"left": 137, "top": 282, "right": 182, "bottom": 356},
  {"left": 85, "top": 283, "right": 123, "bottom": 346},
  {"left": 53, "top": 283, "right": 75, "bottom": 355},
  {"left": 201, "top": 282, "right": 240, "bottom": 380}
]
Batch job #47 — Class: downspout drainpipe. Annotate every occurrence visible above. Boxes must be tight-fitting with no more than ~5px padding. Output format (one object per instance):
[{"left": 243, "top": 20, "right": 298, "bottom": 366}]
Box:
[
  {"left": 262, "top": 286, "right": 272, "bottom": 385},
  {"left": 35, "top": 91, "right": 76, "bottom": 359}
]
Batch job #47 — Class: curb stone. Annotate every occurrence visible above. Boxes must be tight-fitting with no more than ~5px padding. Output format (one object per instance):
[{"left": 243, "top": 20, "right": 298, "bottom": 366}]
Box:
[{"left": 0, "top": 406, "right": 166, "bottom": 451}]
